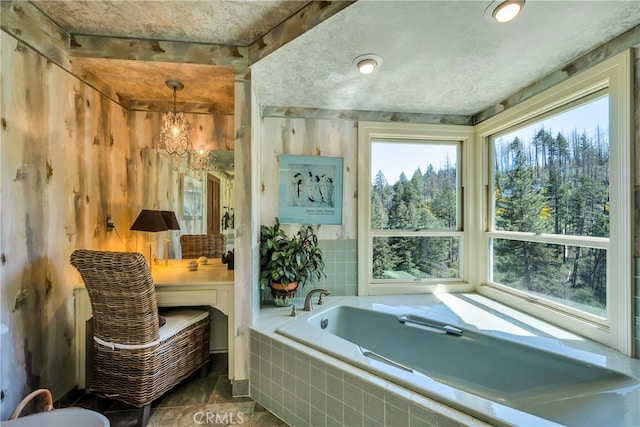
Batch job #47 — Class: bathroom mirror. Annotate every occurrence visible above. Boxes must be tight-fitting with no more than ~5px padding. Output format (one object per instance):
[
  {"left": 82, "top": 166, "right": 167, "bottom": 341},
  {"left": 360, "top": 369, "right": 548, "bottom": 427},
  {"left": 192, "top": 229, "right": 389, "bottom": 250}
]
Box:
[
  {"left": 140, "top": 147, "right": 234, "bottom": 239},
  {"left": 210, "top": 150, "right": 234, "bottom": 176}
]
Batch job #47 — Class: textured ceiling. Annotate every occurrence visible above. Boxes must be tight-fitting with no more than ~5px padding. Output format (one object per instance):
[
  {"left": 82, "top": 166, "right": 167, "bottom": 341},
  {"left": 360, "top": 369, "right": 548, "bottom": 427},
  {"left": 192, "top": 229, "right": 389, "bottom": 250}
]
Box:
[
  {"left": 73, "top": 58, "right": 235, "bottom": 113},
  {"left": 33, "top": 0, "right": 308, "bottom": 45},
  {"left": 31, "top": 0, "right": 640, "bottom": 117},
  {"left": 252, "top": 0, "right": 640, "bottom": 115},
  {"left": 32, "top": 0, "right": 309, "bottom": 113}
]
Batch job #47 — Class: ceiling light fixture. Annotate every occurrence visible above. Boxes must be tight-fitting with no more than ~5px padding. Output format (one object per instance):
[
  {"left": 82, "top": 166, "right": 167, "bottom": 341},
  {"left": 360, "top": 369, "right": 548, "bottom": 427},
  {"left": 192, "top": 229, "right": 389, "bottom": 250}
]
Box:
[
  {"left": 353, "top": 54, "right": 383, "bottom": 75},
  {"left": 160, "top": 80, "right": 191, "bottom": 157},
  {"left": 485, "top": 0, "right": 525, "bottom": 23}
]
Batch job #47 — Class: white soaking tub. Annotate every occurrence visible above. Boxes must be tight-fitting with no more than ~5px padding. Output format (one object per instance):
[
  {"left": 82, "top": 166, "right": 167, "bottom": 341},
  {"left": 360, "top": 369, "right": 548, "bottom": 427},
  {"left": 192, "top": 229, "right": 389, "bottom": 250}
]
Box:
[{"left": 275, "top": 294, "right": 640, "bottom": 426}]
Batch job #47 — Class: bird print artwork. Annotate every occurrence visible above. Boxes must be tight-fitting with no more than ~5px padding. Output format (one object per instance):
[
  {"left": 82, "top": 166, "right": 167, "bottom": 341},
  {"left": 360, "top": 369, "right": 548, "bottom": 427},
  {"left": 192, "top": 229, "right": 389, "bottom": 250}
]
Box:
[
  {"left": 287, "top": 166, "right": 335, "bottom": 208},
  {"left": 279, "top": 155, "right": 343, "bottom": 225}
]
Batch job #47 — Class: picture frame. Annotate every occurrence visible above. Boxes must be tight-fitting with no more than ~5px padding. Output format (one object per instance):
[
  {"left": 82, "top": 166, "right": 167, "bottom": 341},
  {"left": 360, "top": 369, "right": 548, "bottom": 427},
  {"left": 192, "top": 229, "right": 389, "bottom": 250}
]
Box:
[
  {"left": 278, "top": 155, "right": 343, "bottom": 225},
  {"left": 182, "top": 175, "right": 203, "bottom": 220}
]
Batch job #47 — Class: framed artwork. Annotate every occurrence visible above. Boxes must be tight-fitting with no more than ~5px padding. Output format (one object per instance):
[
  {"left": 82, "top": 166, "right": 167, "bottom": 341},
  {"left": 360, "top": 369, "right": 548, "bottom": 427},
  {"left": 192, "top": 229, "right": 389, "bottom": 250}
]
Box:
[
  {"left": 182, "top": 175, "right": 203, "bottom": 220},
  {"left": 278, "top": 155, "right": 343, "bottom": 224}
]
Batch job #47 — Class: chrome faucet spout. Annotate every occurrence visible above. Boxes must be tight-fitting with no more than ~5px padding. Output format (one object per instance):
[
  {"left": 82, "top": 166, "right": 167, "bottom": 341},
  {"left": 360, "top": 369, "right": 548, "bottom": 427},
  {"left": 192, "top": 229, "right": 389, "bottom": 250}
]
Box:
[{"left": 303, "top": 288, "right": 331, "bottom": 311}]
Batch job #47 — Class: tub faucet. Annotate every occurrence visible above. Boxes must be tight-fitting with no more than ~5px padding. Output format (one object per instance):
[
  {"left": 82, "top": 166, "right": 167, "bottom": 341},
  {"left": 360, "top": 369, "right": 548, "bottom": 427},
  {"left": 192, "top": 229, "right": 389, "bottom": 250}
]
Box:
[{"left": 303, "top": 288, "right": 331, "bottom": 311}]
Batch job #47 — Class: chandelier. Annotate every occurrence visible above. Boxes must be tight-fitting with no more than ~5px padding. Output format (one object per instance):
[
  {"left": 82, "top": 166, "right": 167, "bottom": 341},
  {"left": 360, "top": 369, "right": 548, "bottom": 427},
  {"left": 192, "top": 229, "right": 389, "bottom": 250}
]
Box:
[
  {"left": 189, "top": 149, "right": 213, "bottom": 172},
  {"left": 160, "top": 80, "right": 191, "bottom": 157}
]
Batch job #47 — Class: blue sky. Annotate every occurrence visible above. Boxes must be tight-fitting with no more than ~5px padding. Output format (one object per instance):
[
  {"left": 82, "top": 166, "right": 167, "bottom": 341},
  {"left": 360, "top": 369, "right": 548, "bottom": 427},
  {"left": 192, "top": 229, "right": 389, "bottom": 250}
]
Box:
[
  {"left": 495, "top": 96, "right": 608, "bottom": 146},
  {"left": 371, "top": 142, "right": 457, "bottom": 184},
  {"left": 371, "top": 96, "right": 608, "bottom": 185}
]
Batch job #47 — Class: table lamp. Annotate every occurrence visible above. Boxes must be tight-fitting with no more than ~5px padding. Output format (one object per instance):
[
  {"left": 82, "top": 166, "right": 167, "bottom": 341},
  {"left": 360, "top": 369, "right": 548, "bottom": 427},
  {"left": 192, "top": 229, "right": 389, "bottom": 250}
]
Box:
[
  {"left": 160, "top": 210, "right": 180, "bottom": 265},
  {"left": 130, "top": 209, "right": 168, "bottom": 269}
]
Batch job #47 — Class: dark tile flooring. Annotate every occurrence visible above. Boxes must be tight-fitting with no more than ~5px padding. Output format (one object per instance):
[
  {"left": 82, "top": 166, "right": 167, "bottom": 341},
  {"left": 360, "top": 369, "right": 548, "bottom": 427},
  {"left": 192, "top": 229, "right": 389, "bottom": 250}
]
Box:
[{"left": 66, "top": 354, "right": 286, "bottom": 427}]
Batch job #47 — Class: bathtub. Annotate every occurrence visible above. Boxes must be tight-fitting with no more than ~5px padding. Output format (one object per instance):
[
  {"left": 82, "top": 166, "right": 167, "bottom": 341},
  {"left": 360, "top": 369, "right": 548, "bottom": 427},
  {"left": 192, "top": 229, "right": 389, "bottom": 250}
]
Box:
[{"left": 274, "top": 294, "right": 640, "bottom": 426}]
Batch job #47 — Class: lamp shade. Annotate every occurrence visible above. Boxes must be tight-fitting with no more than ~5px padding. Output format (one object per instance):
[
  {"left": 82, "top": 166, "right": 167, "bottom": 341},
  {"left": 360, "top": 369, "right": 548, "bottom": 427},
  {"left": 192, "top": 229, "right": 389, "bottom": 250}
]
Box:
[
  {"left": 130, "top": 209, "right": 168, "bottom": 232},
  {"left": 160, "top": 210, "right": 181, "bottom": 230}
]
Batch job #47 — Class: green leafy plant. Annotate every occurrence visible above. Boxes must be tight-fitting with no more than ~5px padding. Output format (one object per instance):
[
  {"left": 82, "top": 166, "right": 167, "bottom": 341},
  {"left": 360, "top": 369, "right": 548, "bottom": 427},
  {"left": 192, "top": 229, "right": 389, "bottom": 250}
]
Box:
[{"left": 259, "top": 217, "right": 326, "bottom": 289}]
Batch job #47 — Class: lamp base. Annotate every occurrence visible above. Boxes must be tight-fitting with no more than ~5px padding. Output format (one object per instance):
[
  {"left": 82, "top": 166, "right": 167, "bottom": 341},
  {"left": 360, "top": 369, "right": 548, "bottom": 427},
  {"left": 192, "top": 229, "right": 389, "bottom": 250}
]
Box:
[
  {"left": 164, "top": 237, "right": 170, "bottom": 266},
  {"left": 147, "top": 241, "right": 154, "bottom": 271}
]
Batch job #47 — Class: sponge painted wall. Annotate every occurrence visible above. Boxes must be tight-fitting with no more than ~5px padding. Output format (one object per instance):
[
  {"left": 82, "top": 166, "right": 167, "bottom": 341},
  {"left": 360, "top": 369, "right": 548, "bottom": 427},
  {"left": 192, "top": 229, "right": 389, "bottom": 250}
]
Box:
[
  {"left": 0, "top": 30, "right": 228, "bottom": 418},
  {"left": 0, "top": 31, "right": 130, "bottom": 417}
]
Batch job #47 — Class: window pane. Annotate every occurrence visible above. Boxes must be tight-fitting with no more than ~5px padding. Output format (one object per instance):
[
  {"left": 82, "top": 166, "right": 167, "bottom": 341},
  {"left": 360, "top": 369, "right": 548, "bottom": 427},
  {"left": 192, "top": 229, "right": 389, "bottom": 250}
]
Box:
[
  {"left": 373, "top": 236, "right": 459, "bottom": 279},
  {"left": 493, "top": 96, "right": 609, "bottom": 237},
  {"left": 492, "top": 238, "right": 606, "bottom": 317},
  {"left": 371, "top": 142, "right": 458, "bottom": 230}
]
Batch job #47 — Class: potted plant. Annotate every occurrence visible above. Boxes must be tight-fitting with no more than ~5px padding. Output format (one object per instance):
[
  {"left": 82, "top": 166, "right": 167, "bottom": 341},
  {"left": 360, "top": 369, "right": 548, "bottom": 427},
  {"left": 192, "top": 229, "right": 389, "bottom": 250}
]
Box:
[{"left": 260, "top": 217, "right": 326, "bottom": 306}]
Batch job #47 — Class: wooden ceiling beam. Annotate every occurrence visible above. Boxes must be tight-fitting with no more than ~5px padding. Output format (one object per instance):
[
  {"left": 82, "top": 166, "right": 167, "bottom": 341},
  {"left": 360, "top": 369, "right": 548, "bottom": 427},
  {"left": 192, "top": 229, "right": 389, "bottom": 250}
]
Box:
[
  {"left": 69, "top": 35, "right": 249, "bottom": 80},
  {"left": 1, "top": 1, "right": 70, "bottom": 69},
  {"left": 249, "top": 1, "right": 357, "bottom": 65}
]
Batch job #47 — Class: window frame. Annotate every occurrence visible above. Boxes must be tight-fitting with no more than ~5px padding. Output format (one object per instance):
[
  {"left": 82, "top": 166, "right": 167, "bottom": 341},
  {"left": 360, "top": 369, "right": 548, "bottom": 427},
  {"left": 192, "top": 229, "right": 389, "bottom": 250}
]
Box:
[
  {"left": 358, "top": 122, "right": 475, "bottom": 296},
  {"left": 357, "top": 51, "right": 632, "bottom": 354},
  {"left": 489, "top": 91, "right": 611, "bottom": 324},
  {"left": 474, "top": 50, "right": 633, "bottom": 354}
]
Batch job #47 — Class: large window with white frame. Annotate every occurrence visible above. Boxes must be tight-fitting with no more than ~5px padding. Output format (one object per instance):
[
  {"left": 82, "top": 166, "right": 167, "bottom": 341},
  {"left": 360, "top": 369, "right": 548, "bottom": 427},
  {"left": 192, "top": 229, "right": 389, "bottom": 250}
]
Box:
[
  {"left": 490, "top": 93, "right": 610, "bottom": 318},
  {"left": 477, "top": 51, "right": 632, "bottom": 354},
  {"left": 358, "top": 51, "right": 632, "bottom": 354},
  {"left": 358, "top": 123, "right": 474, "bottom": 295}
]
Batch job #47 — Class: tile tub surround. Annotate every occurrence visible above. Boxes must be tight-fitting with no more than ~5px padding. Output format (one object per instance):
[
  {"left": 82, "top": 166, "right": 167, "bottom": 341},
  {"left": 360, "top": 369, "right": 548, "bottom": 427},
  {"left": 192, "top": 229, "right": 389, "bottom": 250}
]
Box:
[
  {"left": 251, "top": 294, "right": 640, "bottom": 427},
  {"left": 249, "top": 330, "right": 482, "bottom": 427},
  {"left": 260, "top": 239, "right": 358, "bottom": 303},
  {"left": 316, "top": 239, "right": 358, "bottom": 297},
  {"left": 635, "top": 257, "right": 640, "bottom": 358},
  {"left": 251, "top": 296, "right": 491, "bottom": 427}
]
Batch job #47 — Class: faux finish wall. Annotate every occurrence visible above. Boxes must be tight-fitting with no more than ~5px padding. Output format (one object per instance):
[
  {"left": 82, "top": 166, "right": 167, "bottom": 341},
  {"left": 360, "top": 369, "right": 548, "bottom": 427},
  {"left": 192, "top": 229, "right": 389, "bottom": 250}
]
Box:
[
  {"left": 258, "top": 117, "right": 358, "bottom": 301},
  {"left": 0, "top": 31, "right": 131, "bottom": 417},
  {"left": 259, "top": 117, "right": 357, "bottom": 240},
  {"left": 0, "top": 30, "right": 223, "bottom": 418}
]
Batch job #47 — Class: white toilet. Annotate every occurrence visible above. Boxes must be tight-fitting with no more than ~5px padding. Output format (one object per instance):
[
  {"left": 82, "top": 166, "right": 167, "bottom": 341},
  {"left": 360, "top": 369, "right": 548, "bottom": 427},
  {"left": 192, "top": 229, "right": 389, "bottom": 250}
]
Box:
[{"left": 2, "top": 407, "right": 109, "bottom": 426}]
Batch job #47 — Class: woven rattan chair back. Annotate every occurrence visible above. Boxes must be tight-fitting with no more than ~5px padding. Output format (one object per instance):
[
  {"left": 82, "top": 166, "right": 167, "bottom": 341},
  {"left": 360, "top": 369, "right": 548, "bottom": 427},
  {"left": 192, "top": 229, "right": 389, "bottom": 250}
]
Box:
[
  {"left": 180, "top": 234, "right": 226, "bottom": 258},
  {"left": 70, "top": 249, "right": 160, "bottom": 345}
]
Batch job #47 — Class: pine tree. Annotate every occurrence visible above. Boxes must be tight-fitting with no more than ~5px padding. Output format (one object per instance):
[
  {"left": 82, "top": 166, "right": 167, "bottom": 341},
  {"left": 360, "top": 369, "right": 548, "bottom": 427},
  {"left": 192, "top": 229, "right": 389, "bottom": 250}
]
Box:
[
  {"left": 370, "top": 171, "right": 396, "bottom": 278},
  {"left": 494, "top": 137, "right": 558, "bottom": 291}
]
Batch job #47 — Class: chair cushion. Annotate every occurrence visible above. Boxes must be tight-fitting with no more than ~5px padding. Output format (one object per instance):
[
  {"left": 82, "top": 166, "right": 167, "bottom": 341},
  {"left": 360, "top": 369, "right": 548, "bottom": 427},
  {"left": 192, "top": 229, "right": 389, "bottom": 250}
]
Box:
[{"left": 158, "top": 309, "right": 209, "bottom": 342}]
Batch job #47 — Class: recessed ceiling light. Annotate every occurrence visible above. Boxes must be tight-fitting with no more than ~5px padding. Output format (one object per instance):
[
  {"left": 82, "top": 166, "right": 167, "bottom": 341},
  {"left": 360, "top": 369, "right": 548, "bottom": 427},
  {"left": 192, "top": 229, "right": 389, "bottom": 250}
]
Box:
[
  {"left": 485, "top": 0, "right": 525, "bottom": 23},
  {"left": 353, "top": 54, "right": 383, "bottom": 75}
]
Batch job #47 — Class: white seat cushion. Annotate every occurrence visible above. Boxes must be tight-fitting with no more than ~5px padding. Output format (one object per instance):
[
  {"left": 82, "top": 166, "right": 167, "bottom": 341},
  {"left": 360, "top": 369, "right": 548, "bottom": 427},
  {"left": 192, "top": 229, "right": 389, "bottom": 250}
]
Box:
[{"left": 159, "top": 308, "right": 209, "bottom": 342}]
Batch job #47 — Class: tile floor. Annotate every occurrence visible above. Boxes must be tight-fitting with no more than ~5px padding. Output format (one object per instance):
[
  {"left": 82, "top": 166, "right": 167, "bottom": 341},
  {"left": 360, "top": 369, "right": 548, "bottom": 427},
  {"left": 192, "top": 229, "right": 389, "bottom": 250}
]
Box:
[{"left": 67, "top": 354, "right": 286, "bottom": 427}]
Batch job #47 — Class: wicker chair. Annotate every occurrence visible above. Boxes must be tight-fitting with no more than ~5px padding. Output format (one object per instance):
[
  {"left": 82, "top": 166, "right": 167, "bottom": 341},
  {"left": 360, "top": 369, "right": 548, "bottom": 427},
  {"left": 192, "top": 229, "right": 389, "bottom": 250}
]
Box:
[
  {"left": 180, "top": 234, "right": 226, "bottom": 259},
  {"left": 70, "top": 249, "right": 210, "bottom": 427}
]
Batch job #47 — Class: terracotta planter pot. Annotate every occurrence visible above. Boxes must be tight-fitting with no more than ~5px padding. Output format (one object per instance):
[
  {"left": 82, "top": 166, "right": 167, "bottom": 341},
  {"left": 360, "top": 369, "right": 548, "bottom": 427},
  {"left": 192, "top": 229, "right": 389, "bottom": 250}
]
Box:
[{"left": 269, "top": 281, "right": 298, "bottom": 306}]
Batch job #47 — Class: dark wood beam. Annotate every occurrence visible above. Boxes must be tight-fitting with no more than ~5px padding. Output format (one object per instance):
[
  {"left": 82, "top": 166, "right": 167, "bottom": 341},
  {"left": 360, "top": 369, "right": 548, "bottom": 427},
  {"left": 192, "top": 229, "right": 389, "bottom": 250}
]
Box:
[
  {"left": 249, "top": 1, "right": 357, "bottom": 65},
  {"left": 1, "top": 1, "right": 70, "bottom": 69},
  {"left": 261, "top": 106, "right": 474, "bottom": 126},
  {"left": 69, "top": 35, "right": 249, "bottom": 80}
]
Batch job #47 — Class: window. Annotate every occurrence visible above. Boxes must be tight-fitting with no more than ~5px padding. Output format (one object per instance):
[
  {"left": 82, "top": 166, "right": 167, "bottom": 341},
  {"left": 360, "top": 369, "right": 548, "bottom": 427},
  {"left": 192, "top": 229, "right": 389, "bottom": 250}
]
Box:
[
  {"left": 358, "top": 51, "right": 632, "bottom": 354},
  {"left": 491, "top": 95, "right": 610, "bottom": 318},
  {"left": 371, "top": 141, "right": 460, "bottom": 280},
  {"left": 476, "top": 51, "right": 632, "bottom": 354},
  {"left": 358, "top": 123, "right": 474, "bottom": 295}
]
